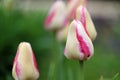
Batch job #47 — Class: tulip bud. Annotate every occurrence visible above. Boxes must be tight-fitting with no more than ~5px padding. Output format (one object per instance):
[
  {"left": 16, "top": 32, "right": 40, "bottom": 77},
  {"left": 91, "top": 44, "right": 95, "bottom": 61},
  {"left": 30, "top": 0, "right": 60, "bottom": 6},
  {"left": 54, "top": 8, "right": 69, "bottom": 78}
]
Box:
[
  {"left": 66, "top": 0, "right": 80, "bottom": 20},
  {"left": 57, "top": 23, "right": 70, "bottom": 42},
  {"left": 76, "top": 6, "right": 97, "bottom": 41},
  {"left": 45, "top": 1, "right": 67, "bottom": 30},
  {"left": 12, "top": 42, "right": 39, "bottom": 80},
  {"left": 64, "top": 20, "right": 94, "bottom": 60},
  {"left": 66, "top": 0, "right": 87, "bottom": 20}
]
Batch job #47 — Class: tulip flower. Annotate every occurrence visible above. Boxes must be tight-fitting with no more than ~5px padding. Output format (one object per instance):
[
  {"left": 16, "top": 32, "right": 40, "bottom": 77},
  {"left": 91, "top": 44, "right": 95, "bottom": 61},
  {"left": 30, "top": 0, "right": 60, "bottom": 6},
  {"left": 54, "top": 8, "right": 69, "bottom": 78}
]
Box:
[
  {"left": 45, "top": 0, "right": 67, "bottom": 30},
  {"left": 66, "top": 0, "right": 88, "bottom": 20},
  {"left": 66, "top": 0, "right": 80, "bottom": 20},
  {"left": 64, "top": 20, "right": 94, "bottom": 60},
  {"left": 12, "top": 42, "right": 39, "bottom": 80},
  {"left": 76, "top": 6, "right": 97, "bottom": 41},
  {"left": 56, "top": 23, "right": 70, "bottom": 42}
]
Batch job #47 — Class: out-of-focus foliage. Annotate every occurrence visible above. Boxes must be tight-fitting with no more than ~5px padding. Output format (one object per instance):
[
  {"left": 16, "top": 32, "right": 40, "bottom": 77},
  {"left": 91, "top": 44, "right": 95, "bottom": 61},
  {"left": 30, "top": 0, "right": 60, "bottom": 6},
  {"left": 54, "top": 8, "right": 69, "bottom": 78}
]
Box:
[{"left": 0, "top": 3, "right": 120, "bottom": 80}]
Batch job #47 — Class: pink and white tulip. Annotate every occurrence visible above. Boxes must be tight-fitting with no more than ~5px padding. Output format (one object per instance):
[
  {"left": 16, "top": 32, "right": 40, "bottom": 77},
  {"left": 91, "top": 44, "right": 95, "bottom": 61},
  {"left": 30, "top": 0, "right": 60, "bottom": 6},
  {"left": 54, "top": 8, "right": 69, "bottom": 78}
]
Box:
[
  {"left": 56, "top": 23, "right": 70, "bottom": 42},
  {"left": 12, "top": 42, "right": 39, "bottom": 80},
  {"left": 45, "top": 0, "right": 67, "bottom": 30},
  {"left": 66, "top": 0, "right": 80, "bottom": 20},
  {"left": 66, "top": 0, "right": 88, "bottom": 20},
  {"left": 64, "top": 20, "right": 94, "bottom": 60},
  {"left": 76, "top": 6, "right": 97, "bottom": 41}
]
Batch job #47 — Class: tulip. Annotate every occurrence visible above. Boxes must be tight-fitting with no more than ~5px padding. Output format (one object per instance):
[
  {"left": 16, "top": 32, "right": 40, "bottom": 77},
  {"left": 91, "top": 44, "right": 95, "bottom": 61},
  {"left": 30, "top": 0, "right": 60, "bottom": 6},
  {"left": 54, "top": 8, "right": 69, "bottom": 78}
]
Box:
[
  {"left": 76, "top": 6, "right": 97, "bottom": 41},
  {"left": 45, "top": 0, "right": 67, "bottom": 30},
  {"left": 12, "top": 42, "right": 39, "bottom": 80},
  {"left": 56, "top": 23, "right": 70, "bottom": 42},
  {"left": 66, "top": 0, "right": 80, "bottom": 20},
  {"left": 64, "top": 20, "right": 94, "bottom": 60},
  {"left": 66, "top": 0, "right": 87, "bottom": 20}
]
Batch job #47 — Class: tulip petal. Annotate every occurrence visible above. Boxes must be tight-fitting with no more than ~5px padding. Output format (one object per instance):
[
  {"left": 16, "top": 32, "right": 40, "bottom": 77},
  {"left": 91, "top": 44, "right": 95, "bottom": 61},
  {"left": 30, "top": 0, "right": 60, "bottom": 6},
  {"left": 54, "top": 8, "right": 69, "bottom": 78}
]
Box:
[
  {"left": 45, "top": 9, "right": 56, "bottom": 27},
  {"left": 76, "top": 6, "right": 97, "bottom": 41},
  {"left": 45, "top": 1, "right": 67, "bottom": 30},
  {"left": 56, "top": 23, "right": 70, "bottom": 42},
  {"left": 76, "top": 23, "right": 90, "bottom": 57},
  {"left": 66, "top": 0, "right": 80, "bottom": 19},
  {"left": 15, "top": 62, "right": 21, "bottom": 80}
]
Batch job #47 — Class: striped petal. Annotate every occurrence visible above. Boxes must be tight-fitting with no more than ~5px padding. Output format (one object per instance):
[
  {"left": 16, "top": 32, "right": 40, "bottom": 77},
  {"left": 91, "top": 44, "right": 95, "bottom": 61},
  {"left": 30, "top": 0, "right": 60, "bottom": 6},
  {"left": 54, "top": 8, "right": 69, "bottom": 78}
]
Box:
[
  {"left": 76, "top": 6, "right": 97, "bottom": 41},
  {"left": 66, "top": 0, "right": 80, "bottom": 20},
  {"left": 45, "top": 1, "right": 67, "bottom": 30}
]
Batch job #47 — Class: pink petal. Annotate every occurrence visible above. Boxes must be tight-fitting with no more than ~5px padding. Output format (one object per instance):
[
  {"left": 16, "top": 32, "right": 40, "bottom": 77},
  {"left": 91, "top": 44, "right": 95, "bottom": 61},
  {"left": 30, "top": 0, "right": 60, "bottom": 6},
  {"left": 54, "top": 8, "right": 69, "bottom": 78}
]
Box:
[
  {"left": 45, "top": 9, "right": 56, "bottom": 27},
  {"left": 32, "top": 51, "right": 39, "bottom": 72},
  {"left": 67, "top": 0, "right": 79, "bottom": 19},
  {"left": 76, "top": 24, "right": 90, "bottom": 58},
  {"left": 62, "top": 18, "right": 68, "bottom": 27},
  {"left": 80, "top": 7, "right": 90, "bottom": 38},
  {"left": 13, "top": 47, "right": 19, "bottom": 64},
  {"left": 15, "top": 62, "right": 21, "bottom": 80}
]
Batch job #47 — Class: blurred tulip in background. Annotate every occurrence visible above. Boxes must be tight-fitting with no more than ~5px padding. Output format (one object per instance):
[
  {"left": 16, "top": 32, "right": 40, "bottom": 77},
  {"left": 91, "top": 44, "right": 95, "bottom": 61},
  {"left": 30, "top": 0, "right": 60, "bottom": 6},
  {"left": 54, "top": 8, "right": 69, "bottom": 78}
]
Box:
[{"left": 12, "top": 42, "right": 39, "bottom": 80}]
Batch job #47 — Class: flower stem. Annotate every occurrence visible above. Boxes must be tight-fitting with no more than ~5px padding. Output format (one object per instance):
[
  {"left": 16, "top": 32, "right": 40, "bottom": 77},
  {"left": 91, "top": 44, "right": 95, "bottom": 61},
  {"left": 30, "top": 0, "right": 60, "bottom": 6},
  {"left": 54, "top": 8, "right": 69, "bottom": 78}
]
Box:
[
  {"left": 79, "top": 60, "right": 84, "bottom": 80},
  {"left": 58, "top": 42, "right": 65, "bottom": 80},
  {"left": 51, "top": 31, "right": 64, "bottom": 80}
]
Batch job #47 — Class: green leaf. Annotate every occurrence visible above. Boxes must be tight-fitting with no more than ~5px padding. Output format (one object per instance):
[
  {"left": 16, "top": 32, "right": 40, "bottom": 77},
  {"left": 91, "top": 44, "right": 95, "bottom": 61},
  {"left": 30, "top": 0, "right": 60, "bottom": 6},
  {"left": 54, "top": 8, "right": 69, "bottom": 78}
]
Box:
[{"left": 112, "top": 73, "right": 119, "bottom": 80}]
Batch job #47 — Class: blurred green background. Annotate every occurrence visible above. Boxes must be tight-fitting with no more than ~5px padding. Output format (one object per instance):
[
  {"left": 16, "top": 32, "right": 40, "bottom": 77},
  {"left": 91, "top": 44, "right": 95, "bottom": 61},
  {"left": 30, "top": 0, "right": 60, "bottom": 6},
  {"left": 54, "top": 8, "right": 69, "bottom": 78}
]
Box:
[{"left": 0, "top": 0, "right": 120, "bottom": 80}]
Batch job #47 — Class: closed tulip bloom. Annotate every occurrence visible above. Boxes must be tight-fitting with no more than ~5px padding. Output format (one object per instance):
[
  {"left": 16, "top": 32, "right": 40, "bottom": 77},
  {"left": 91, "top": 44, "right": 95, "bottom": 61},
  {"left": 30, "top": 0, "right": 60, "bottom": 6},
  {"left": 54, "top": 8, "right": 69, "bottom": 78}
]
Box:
[
  {"left": 12, "top": 42, "right": 39, "bottom": 80},
  {"left": 66, "top": 0, "right": 87, "bottom": 20},
  {"left": 66, "top": 0, "right": 80, "bottom": 20},
  {"left": 76, "top": 6, "right": 97, "bottom": 41},
  {"left": 45, "top": 0, "right": 67, "bottom": 30},
  {"left": 64, "top": 20, "right": 94, "bottom": 60},
  {"left": 57, "top": 23, "right": 70, "bottom": 42}
]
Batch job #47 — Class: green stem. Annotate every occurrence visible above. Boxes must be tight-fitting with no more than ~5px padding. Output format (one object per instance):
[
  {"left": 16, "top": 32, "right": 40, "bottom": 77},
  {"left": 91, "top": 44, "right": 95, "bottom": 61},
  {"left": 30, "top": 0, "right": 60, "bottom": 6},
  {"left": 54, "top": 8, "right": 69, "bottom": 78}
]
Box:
[
  {"left": 52, "top": 32, "right": 58, "bottom": 80},
  {"left": 47, "top": 31, "right": 58, "bottom": 80},
  {"left": 50, "top": 31, "right": 65, "bottom": 80},
  {"left": 79, "top": 61, "right": 84, "bottom": 80},
  {"left": 51, "top": 31, "right": 64, "bottom": 80},
  {"left": 58, "top": 42, "right": 65, "bottom": 80},
  {"left": 47, "top": 62, "right": 55, "bottom": 80}
]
